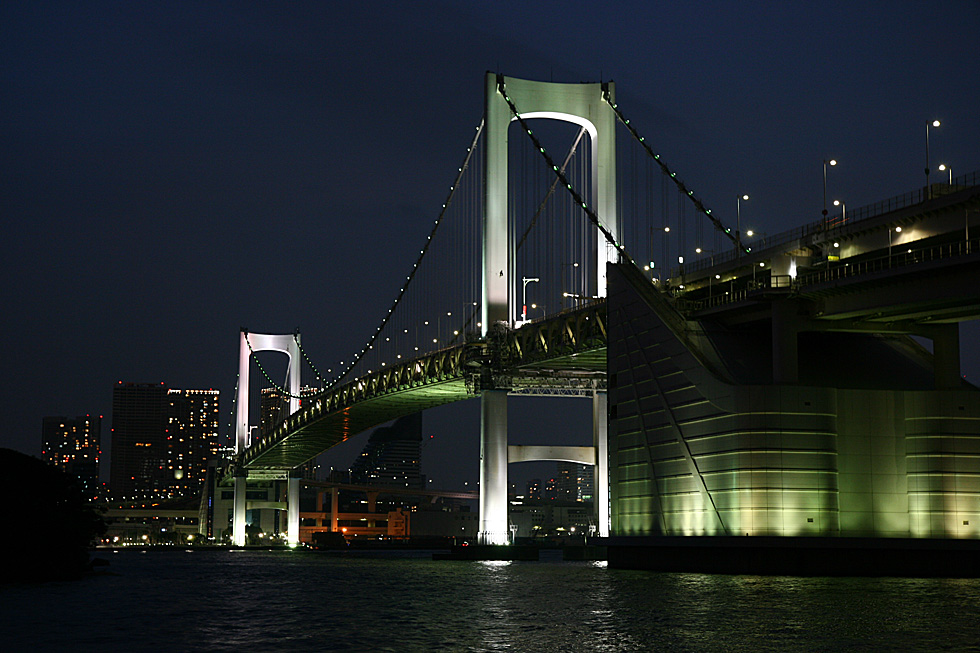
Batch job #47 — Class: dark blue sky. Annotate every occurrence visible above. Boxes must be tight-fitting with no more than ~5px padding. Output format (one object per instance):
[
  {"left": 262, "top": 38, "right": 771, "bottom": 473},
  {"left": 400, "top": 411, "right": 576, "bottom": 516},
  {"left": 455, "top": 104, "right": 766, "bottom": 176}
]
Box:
[{"left": 3, "top": 1, "right": 978, "bottom": 491}]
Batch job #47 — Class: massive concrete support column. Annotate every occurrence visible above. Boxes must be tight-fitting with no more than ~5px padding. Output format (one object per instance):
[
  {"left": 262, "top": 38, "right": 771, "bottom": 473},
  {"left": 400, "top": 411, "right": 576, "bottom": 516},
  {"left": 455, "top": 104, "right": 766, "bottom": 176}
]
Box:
[
  {"left": 479, "top": 390, "right": 509, "bottom": 544},
  {"left": 593, "top": 391, "right": 610, "bottom": 537},
  {"left": 286, "top": 475, "right": 300, "bottom": 547},
  {"left": 483, "top": 75, "right": 511, "bottom": 333},
  {"left": 330, "top": 487, "right": 339, "bottom": 532},
  {"left": 932, "top": 323, "right": 961, "bottom": 390},
  {"left": 232, "top": 474, "right": 247, "bottom": 546},
  {"left": 772, "top": 300, "right": 800, "bottom": 384}
]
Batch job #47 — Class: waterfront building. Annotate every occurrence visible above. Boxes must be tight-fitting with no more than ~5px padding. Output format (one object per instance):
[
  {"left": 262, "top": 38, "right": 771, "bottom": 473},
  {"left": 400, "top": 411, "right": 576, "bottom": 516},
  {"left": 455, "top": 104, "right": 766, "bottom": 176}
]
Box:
[
  {"left": 111, "top": 383, "right": 170, "bottom": 500},
  {"left": 41, "top": 414, "right": 102, "bottom": 500},
  {"left": 542, "top": 477, "right": 557, "bottom": 501},
  {"left": 526, "top": 478, "right": 541, "bottom": 500},
  {"left": 350, "top": 413, "right": 424, "bottom": 489},
  {"left": 110, "top": 382, "right": 221, "bottom": 501},
  {"left": 556, "top": 463, "right": 594, "bottom": 503},
  {"left": 508, "top": 501, "right": 592, "bottom": 538},
  {"left": 166, "top": 389, "right": 220, "bottom": 498}
]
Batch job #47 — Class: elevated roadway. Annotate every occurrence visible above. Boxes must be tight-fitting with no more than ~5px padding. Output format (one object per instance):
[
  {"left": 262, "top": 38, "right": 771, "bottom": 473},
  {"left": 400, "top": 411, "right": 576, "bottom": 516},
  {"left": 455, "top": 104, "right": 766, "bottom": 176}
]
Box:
[{"left": 237, "top": 300, "right": 608, "bottom": 472}]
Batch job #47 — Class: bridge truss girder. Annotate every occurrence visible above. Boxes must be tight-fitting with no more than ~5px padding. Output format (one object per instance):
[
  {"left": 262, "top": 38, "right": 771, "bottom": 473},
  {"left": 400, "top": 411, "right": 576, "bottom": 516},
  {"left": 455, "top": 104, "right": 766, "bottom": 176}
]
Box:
[{"left": 238, "top": 302, "right": 609, "bottom": 472}]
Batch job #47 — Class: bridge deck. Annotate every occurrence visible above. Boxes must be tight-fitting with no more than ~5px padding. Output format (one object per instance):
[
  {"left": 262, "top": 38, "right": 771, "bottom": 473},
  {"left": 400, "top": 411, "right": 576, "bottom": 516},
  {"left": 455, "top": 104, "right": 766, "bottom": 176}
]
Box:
[{"left": 239, "top": 302, "right": 608, "bottom": 471}]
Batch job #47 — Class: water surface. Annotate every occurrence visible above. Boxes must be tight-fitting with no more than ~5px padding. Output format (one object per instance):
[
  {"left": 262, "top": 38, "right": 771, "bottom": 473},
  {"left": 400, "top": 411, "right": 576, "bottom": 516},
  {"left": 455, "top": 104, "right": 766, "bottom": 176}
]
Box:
[{"left": 2, "top": 548, "right": 977, "bottom": 651}]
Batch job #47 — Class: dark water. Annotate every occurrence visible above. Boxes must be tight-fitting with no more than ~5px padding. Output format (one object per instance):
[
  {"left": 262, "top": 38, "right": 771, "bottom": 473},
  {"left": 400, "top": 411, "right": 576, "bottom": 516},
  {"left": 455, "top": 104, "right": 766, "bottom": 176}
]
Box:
[{"left": 2, "top": 548, "right": 978, "bottom": 652}]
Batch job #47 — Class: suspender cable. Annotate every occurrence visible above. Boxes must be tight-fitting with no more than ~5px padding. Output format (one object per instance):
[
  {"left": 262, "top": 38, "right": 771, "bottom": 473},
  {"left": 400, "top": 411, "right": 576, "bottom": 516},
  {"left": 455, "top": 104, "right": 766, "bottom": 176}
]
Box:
[
  {"left": 602, "top": 87, "right": 746, "bottom": 254},
  {"left": 329, "top": 120, "right": 485, "bottom": 388},
  {"left": 515, "top": 127, "right": 587, "bottom": 254},
  {"left": 495, "top": 75, "right": 639, "bottom": 272}
]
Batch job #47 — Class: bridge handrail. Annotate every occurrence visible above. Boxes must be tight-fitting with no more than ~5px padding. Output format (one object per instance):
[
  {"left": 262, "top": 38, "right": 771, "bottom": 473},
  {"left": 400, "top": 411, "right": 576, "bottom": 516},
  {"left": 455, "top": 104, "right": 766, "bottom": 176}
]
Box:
[
  {"left": 678, "top": 237, "right": 979, "bottom": 312},
  {"left": 676, "top": 169, "right": 980, "bottom": 276},
  {"left": 795, "top": 236, "right": 979, "bottom": 288}
]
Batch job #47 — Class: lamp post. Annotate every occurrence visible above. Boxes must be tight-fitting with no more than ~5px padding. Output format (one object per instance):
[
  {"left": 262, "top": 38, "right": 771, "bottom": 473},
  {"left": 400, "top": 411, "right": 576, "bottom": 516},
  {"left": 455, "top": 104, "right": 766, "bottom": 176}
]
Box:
[
  {"left": 832, "top": 199, "right": 846, "bottom": 226},
  {"left": 823, "top": 159, "right": 837, "bottom": 223},
  {"left": 562, "top": 262, "right": 579, "bottom": 309},
  {"left": 926, "top": 120, "right": 940, "bottom": 197},
  {"left": 736, "top": 194, "right": 749, "bottom": 258},
  {"left": 521, "top": 277, "right": 539, "bottom": 322},
  {"left": 938, "top": 163, "right": 952, "bottom": 185},
  {"left": 695, "top": 246, "right": 715, "bottom": 266},
  {"left": 888, "top": 225, "right": 902, "bottom": 267},
  {"left": 642, "top": 262, "right": 656, "bottom": 282}
]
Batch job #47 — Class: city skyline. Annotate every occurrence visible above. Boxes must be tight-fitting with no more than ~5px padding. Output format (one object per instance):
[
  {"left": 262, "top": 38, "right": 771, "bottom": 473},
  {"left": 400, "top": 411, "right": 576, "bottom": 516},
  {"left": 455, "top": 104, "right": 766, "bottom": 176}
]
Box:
[{"left": 4, "top": 1, "right": 979, "bottom": 493}]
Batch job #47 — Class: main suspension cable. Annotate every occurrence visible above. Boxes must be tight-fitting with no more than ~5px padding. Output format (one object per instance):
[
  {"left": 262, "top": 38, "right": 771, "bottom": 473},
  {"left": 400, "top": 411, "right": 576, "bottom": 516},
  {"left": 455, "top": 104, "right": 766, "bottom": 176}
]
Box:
[
  {"left": 600, "top": 86, "right": 745, "bottom": 253},
  {"left": 495, "top": 75, "right": 638, "bottom": 270},
  {"left": 324, "top": 120, "right": 485, "bottom": 390},
  {"left": 242, "top": 331, "right": 316, "bottom": 400}
]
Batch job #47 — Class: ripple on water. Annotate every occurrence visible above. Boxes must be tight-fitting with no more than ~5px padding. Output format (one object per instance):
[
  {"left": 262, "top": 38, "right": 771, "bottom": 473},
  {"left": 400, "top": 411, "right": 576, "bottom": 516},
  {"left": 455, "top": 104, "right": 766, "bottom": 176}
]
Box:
[{"left": 1, "top": 550, "right": 978, "bottom": 652}]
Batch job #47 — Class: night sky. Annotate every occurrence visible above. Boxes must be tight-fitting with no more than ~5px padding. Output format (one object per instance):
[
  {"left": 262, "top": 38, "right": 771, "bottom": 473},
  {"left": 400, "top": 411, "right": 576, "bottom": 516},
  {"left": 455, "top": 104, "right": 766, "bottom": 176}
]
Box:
[{"left": 3, "top": 1, "right": 979, "bottom": 492}]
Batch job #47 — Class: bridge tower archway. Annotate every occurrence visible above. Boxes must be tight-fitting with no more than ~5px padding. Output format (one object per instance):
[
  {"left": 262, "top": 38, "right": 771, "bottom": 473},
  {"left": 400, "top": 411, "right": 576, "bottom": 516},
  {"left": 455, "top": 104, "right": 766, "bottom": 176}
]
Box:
[
  {"left": 480, "top": 74, "right": 617, "bottom": 545},
  {"left": 482, "top": 73, "right": 619, "bottom": 332},
  {"left": 235, "top": 331, "right": 301, "bottom": 453},
  {"left": 232, "top": 330, "right": 303, "bottom": 547}
]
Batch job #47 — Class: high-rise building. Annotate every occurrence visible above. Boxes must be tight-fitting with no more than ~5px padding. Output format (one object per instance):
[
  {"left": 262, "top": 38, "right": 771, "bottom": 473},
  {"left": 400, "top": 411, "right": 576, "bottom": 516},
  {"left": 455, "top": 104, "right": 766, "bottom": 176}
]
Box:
[
  {"left": 260, "top": 386, "right": 320, "bottom": 480},
  {"left": 259, "top": 387, "right": 287, "bottom": 438},
  {"left": 41, "top": 414, "right": 102, "bottom": 500},
  {"left": 111, "top": 383, "right": 169, "bottom": 501},
  {"left": 556, "top": 462, "right": 594, "bottom": 503},
  {"left": 111, "top": 382, "right": 221, "bottom": 501},
  {"left": 526, "top": 478, "right": 541, "bottom": 500},
  {"left": 350, "top": 413, "right": 423, "bottom": 488},
  {"left": 166, "top": 389, "right": 220, "bottom": 497},
  {"left": 543, "top": 477, "right": 558, "bottom": 501}
]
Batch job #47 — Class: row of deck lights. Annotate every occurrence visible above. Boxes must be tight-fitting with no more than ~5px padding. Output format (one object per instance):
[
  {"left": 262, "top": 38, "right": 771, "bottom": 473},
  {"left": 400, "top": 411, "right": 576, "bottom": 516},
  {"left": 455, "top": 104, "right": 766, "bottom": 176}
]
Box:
[{"left": 332, "top": 116, "right": 952, "bottom": 377}]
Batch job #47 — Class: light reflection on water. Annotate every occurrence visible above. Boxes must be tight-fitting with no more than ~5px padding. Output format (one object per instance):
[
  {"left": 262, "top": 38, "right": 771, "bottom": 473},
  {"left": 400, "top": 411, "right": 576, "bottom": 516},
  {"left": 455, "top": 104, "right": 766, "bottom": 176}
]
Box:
[{"left": 1, "top": 549, "right": 978, "bottom": 652}]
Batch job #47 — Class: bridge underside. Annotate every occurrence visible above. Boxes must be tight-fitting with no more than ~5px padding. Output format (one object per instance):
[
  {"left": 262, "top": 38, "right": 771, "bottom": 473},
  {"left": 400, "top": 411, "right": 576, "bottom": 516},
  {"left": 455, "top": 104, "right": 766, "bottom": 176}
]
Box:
[
  {"left": 242, "top": 378, "right": 470, "bottom": 470},
  {"left": 239, "top": 304, "right": 609, "bottom": 472}
]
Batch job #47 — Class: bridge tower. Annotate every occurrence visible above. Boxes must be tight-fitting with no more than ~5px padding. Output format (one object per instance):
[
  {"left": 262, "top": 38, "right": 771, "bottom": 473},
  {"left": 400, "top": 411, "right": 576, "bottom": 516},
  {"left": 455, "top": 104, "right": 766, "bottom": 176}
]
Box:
[
  {"left": 232, "top": 330, "right": 303, "bottom": 547},
  {"left": 480, "top": 74, "right": 619, "bottom": 544}
]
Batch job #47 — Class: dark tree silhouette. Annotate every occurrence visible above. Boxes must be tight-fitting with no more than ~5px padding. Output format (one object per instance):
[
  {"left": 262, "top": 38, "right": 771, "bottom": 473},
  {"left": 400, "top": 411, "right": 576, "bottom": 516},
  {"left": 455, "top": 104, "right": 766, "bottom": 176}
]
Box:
[{"left": 0, "top": 448, "right": 107, "bottom": 582}]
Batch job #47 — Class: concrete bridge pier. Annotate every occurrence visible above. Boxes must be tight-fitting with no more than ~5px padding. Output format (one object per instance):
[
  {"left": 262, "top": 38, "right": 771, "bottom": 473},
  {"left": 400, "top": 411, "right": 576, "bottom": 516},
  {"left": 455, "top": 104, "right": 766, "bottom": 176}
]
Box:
[
  {"left": 931, "top": 323, "right": 961, "bottom": 389},
  {"left": 772, "top": 299, "right": 800, "bottom": 384},
  {"left": 479, "top": 389, "right": 510, "bottom": 545},
  {"left": 593, "top": 391, "right": 609, "bottom": 537},
  {"left": 287, "top": 475, "right": 300, "bottom": 547},
  {"left": 232, "top": 473, "right": 247, "bottom": 546}
]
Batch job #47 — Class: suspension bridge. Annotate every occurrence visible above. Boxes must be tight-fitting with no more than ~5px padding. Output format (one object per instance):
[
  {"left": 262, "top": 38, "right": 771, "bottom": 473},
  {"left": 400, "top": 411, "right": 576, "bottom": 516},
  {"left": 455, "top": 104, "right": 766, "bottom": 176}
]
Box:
[{"left": 222, "top": 73, "right": 980, "bottom": 556}]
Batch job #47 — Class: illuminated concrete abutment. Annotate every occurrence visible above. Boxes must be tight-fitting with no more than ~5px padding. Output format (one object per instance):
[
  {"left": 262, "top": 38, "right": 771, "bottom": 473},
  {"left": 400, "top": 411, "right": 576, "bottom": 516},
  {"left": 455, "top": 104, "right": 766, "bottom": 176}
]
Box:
[{"left": 606, "top": 263, "right": 980, "bottom": 540}]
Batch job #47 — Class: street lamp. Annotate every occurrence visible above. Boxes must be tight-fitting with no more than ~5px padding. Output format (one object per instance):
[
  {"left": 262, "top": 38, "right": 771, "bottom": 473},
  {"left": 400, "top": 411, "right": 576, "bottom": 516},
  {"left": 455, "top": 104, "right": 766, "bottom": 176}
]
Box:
[
  {"left": 745, "top": 230, "right": 767, "bottom": 253},
  {"left": 521, "top": 277, "right": 539, "bottom": 322},
  {"left": 833, "top": 199, "right": 846, "bottom": 226},
  {"left": 888, "top": 225, "right": 902, "bottom": 266},
  {"left": 938, "top": 163, "right": 952, "bottom": 185},
  {"left": 823, "top": 159, "right": 837, "bottom": 222},
  {"left": 736, "top": 194, "right": 749, "bottom": 257},
  {"left": 926, "top": 120, "right": 941, "bottom": 196},
  {"left": 562, "top": 262, "right": 579, "bottom": 308},
  {"left": 642, "top": 261, "right": 657, "bottom": 282}
]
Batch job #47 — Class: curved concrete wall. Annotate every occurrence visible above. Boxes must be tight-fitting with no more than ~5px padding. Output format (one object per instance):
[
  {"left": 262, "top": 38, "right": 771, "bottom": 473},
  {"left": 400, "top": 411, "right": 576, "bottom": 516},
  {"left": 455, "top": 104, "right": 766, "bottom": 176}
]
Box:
[{"left": 607, "top": 264, "right": 980, "bottom": 539}]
